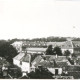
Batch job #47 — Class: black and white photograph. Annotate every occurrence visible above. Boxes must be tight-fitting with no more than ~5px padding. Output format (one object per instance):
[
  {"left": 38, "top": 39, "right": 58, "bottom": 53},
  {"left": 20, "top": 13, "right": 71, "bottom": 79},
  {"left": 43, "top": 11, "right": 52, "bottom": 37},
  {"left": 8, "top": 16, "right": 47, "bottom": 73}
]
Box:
[{"left": 0, "top": 0, "right": 80, "bottom": 79}]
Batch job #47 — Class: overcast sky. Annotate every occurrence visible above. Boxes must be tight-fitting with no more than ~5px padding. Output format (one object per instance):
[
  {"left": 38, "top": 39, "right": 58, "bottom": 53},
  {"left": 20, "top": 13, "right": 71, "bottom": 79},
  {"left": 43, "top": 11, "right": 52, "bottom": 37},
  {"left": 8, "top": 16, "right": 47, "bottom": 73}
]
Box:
[{"left": 0, "top": 0, "right": 80, "bottom": 40}]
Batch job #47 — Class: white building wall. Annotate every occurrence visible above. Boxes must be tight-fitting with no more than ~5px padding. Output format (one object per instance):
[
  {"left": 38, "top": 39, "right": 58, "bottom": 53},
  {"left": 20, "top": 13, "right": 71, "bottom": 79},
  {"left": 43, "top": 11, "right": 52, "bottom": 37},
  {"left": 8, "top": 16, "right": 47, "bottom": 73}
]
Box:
[
  {"left": 13, "top": 59, "right": 21, "bottom": 67},
  {"left": 48, "top": 68, "right": 62, "bottom": 75},
  {"left": 21, "top": 62, "right": 30, "bottom": 73},
  {"left": 58, "top": 68, "right": 62, "bottom": 75},
  {"left": 62, "top": 49, "right": 73, "bottom": 54},
  {"left": 48, "top": 68, "right": 55, "bottom": 74}
]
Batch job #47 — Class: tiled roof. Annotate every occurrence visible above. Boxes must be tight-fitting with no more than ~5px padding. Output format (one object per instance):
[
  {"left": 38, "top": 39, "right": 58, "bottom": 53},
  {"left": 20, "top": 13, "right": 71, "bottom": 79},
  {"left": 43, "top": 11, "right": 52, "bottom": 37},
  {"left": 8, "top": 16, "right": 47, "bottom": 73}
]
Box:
[
  {"left": 61, "top": 41, "right": 73, "bottom": 49},
  {"left": 26, "top": 48, "right": 46, "bottom": 52},
  {"left": 13, "top": 52, "right": 25, "bottom": 60},
  {"left": 20, "top": 54, "right": 30, "bottom": 62},
  {"left": 32, "top": 56, "right": 43, "bottom": 67},
  {"left": 72, "top": 41, "right": 80, "bottom": 48},
  {"left": 49, "top": 56, "right": 56, "bottom": 61},
  {"left": 32, "top": 55, "right": 68, "bottom": 68},
  {"left": 47, "top": 41, "right": 73, "bottom": 49},
  {"left": 65, "top": 65, "right": 80, "bottom": 71},
  {"left": 55, "top": 56, "right": 67, "bottom": 62},
  {"left": 47, "top": 42, "right": 65, "bottom": 48},
  {"left": 22, "top": 41, "right": 80, "bottom": 49},
  {"left": 22, "top": 41, "right": 73, "bottom": 49},
  {"left": 56, "top": 61, "right": 68, "bottom": 68},
  {"left": 41, "top": 55, "right": 56, "bottom": 61},
  {"left": 22, "top": 41, "right": 47, "bottom": 47},
  {"left": 68, "top": 71, "right": 80, "bottom": 79},
  {"left": 39, "top": 60, "right": 54, "bottom": 68},
  {"left": 32, "top": 55, "right": 55, "bottom": 67},
  {"left": 13, "top": 53, "right": 30, "bottom": 62}
]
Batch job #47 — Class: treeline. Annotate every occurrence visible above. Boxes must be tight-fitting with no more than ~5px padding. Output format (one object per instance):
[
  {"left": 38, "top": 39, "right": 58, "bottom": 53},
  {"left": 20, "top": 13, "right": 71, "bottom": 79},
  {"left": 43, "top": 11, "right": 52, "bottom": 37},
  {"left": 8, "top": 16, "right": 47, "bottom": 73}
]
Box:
[
  {"left": 72, "top": 38, "right": 80, "bottom": 41},
  {"left": 7, "top": 37, "right": 67, "bottom": 43},
  {"left": 31, "top": 37, "right": 67, "bottom": 42},
  {"left": 7, "top": 37, "right": 80, "bottom": 44},
  {"left": 0, "top": 40, "right": 18, "bottom": 63},
  {"left": 0, "top": 36, "right": 80, "bottom": 45}
]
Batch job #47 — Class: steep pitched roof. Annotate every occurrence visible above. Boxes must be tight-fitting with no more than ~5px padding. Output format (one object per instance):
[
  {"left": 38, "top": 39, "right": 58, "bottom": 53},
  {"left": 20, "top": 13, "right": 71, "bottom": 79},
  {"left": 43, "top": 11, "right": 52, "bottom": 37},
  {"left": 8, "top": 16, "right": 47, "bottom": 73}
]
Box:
[
  {"left": 65, "top": 65, "right": 80, "bottom": 71},
  {"left": 47, "top": 42, "right": 65, "bottom": 48},
  {"left": 39, "top": 60, "right": 54, "bottom": 68},
  {"left": 56, "top": 61, "right": 68, "bottom": 68},
  {"left": 22, "top": 41, "right": 47, "bottom": 47},
  {"left": 32, "top": 55, "right": 43, "bottom": 67},
  {"left": 20, "top": 54, "right": 30, "bottom": 62},
  {"left": 32, "top": 55, "right": 55, "bottom": 67},
  {"left": 13, "top": 52, "right": 25, "bottom": 60},
  {"left": 32, "top": 55, "right": 69, "bottom": 68},
  {"left": 61, "top": 41, "right": 73, "bottom": 49},
  {"left": 55, "top": 56, "right": 68, "bottom": 62},
  {"left": 47, "top": 41, "right": 73, "bottom": 49},
  {"left": 13, "top": 53, "right": 30, "bottom": 62},
  {"left": 41, "top": 55, "right": 56, "bottom": 61},
  {"left": 68, "top": 71, "right": 80, "bottom": 79},
  {"left": 72, "top": 41, "right": 80, "bottom": 48}
]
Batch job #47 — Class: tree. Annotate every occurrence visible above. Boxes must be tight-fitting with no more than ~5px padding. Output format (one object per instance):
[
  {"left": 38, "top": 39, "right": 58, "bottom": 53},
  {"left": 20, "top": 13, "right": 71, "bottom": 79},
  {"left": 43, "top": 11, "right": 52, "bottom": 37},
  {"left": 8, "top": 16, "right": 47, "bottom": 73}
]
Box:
[
  {"left": 64, "top": 50, "right": 71, "bottom": 56},
  {"left": 46, "top": 45, "right": 54, "bottom": 55},
  {"left": 8, "top": 64, "right": 22, "bottom": 78},
  {"left": 71, "top": 53, "right": 77, "bottom": 61},
  {"left": 0, "top": 42, "right": 18, "bottom": 63},
  {"left": 53, "top": 46, "right": 62, "bottom": 56}
]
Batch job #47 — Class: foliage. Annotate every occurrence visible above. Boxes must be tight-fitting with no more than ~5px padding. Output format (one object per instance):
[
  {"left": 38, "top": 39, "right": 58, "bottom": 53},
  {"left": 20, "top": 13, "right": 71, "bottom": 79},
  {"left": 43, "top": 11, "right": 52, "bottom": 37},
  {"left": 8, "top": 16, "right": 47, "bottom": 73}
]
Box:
[
  {"left": 46, "top": 45, "right": 62, "bottom": 56},
  {"left": 8, "top": 64, "right": 22, "bottom": 78},
  {"left": 0, "top": 42, "right": 18, "bottom": 63},
  {"left": 68, "top": 58, "right": 74, "bottom": 65},
  {"left": 53, "top": 46, "right": 62, "bottom": 56},
  {"left": 7, "top": 36, "right": 67, "bottom": 43},
  {"left": 46, "top": 45, "right": 54, "bottom": 55},
  {"left": 64, "top": 50, "right": 71, "bottom": 56}
]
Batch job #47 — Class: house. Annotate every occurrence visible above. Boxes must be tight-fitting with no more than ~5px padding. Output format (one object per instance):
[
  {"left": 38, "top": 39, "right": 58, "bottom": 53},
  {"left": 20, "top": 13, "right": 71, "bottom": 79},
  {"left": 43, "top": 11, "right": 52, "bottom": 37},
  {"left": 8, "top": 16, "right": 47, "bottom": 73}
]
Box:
[
  {"left": 14, "top": 38, "right": 80, "bottom": 56},
  {"left": 72, "top": 41, "right": 80, "bottom": 55},
  {"left": 22, "top": 39, "right": 74, "bottom": 55},
  {"left": 31, "top": 55, "right": 71, "bottom": 75},
  {"left": 13, "top": 52, "right": 31, "bottom": 76},
  {"left": 22, "top": 41, "right": 47, "bottom": 48},
  {"left": 13, "top": 52, "right": 25, "bottom": 67},
  {"left": 47, "top": 41, "right": 73, "bottom": 54}
]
